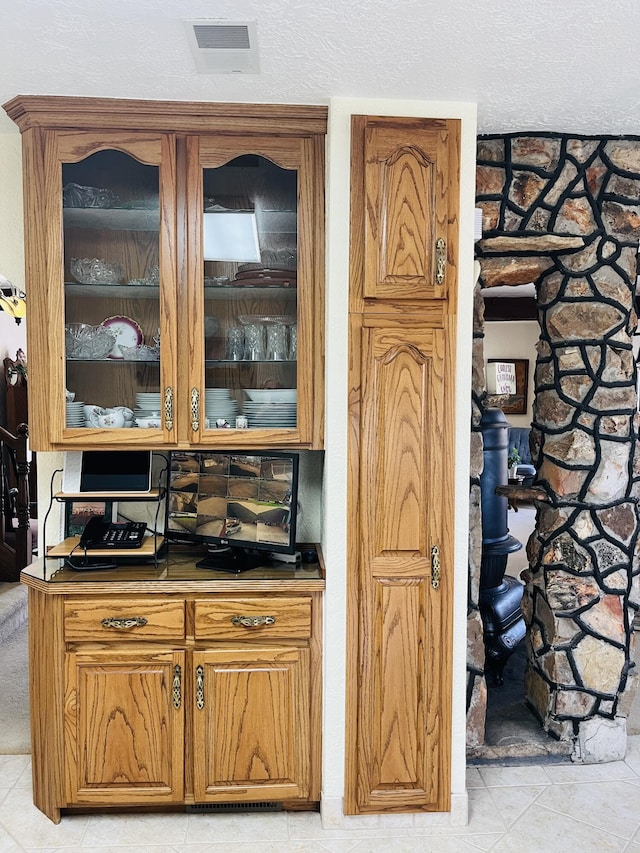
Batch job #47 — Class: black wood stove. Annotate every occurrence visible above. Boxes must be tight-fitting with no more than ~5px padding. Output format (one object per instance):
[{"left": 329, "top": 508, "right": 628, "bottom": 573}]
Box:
[{"left": 479, "top": 408, "right": 526, "bottom": 685}]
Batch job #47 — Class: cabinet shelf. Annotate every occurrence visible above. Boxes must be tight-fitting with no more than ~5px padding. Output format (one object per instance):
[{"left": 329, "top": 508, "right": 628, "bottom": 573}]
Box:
[
  {"left": 205, "top": 359, "right": 296, "bottom": 366},
  {"left": 65, "top": 283, "right": 160, "bottom": 298},
  {"left": 66, "top": 358, "right": 160, "bottom": 365},
  {"left": 47, "top": 534, "right": 164, "bottom": 558},
  {"left": 65, "top": 283, "right": 296, "bottom": 299},
  {"left": 64, "top": 207, "right": 159, "bottom": 231}
]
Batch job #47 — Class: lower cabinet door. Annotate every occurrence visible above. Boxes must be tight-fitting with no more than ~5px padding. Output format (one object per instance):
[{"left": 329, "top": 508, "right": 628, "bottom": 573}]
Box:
[
  {"left": 64, "top": 648, "right": 185, "bottom": 805},
  {"left": 192, "top": 646, "right": 310, "bottom": 802}
]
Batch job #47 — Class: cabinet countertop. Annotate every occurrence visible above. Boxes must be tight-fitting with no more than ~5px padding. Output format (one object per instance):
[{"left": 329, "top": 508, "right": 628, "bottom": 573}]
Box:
[{"left": 21, "top": 544, "right": 325, "bottom": 594}]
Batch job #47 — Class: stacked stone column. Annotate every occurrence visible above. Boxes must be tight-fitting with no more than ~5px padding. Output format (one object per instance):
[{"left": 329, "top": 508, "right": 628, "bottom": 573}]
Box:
[
  {"left": 473, "top": 134, "right": 640, "bottom": 759},
  {"left": 523, "top": 241, "right": 639, "bottom": 758}
]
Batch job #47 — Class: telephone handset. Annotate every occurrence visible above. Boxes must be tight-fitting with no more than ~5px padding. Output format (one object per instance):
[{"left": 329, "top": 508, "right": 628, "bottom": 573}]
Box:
[{"left": 79, "top": 517, "right": 147, "bottom": 549}]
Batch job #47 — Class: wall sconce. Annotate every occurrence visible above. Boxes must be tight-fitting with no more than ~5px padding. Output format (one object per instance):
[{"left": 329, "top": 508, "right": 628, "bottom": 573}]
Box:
[
  {"left": 203, "top": 211, "right": 261, "bottom": 262},
  {"left": 0, "top": 274, "right": 26, "bottom": 325}
]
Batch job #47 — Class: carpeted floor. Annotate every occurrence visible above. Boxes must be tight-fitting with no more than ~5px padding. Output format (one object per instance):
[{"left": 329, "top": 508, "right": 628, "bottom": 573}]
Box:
[{"left": 0, "top": 619, "right": 30, "bottom": 753}]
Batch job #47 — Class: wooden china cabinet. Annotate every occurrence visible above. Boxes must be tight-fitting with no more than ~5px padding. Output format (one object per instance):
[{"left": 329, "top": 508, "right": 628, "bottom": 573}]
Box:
[
  {"left": 4, "top": 96, "right": 327, "bottom": 824},
  {"left": 3, "top": 95, "right": 326, "bottom": 451},
  {"left": 345, "top": 115, "right": 460, "bottom": 813}
]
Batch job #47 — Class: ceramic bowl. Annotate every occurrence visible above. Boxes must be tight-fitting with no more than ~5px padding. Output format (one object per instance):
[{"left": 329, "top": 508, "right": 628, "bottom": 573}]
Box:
[{"left": 135, "top": 416, "right": 162, "bottom": 428}]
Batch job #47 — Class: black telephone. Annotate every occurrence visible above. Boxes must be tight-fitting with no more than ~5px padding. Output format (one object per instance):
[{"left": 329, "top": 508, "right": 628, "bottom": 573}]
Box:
[{"left": 79, "top": 516, "right": 147, "bottom": 549}]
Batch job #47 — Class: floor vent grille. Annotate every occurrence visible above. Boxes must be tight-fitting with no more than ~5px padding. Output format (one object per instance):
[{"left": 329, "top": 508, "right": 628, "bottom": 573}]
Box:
[{"left": 187, "top": 801, "right": 282, "bottom": 814}]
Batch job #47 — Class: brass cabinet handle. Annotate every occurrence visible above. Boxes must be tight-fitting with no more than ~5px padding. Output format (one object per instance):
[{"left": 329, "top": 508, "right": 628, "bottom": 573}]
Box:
[
  {"left": 101, "top": 616, "right": 148, "bottom": 630},
  {"left": 195, "top": 664, "right": 204, "bottom": 710},
  {"left": 172, "top": 664, "right": 182, "bottom": 709},
  {"left": 435, "top": 237, "right": 446, "bottom": 285},
  {"left": 231, "top": 615, "right": 276, "bottom": 628},
  {"left": 431, "top": 545, "right": 441, "bottom": 590},
  {"left": 191, "top": 387, "right": 200, "bottom": 432},
  {"left": 164, "top": 385, "right": 174, "bottom": 431}
]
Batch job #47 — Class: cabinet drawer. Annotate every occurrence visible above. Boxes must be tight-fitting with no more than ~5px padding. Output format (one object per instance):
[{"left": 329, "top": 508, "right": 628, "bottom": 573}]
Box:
[
  {"left": 195, "top": 597, "right": 312, "bottom": 641},
  {"left": 64, "top": 597, "right": 186, "bottom": 642}
]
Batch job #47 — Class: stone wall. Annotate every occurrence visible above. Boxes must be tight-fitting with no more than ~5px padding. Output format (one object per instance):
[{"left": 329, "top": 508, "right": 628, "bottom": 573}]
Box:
[
  {"left": 473, "top": 133, "right": 640, "bottom": 760},
  {"left": 466, "top": 274, "right": 488, "bottom": 747}
]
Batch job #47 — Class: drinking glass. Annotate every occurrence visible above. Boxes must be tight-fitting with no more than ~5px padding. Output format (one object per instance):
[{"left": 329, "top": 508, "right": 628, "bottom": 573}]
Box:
[
  {"left": 226, "top": 326, "right": 245, "bottom": 360},
  {"left": 288, "top": 323, "right": 297, "bottom": 360},
  {"left": 265, "top": 323, "right": 288, "bottom": 360},
  {"left": 243, "top": 324, "right": 265, "bottom": 360}
]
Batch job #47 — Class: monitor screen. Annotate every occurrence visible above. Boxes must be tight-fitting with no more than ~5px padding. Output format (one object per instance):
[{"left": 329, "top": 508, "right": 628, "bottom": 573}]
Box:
[{"left": 165, "top": 450, "right": 299, "bottom": 571}]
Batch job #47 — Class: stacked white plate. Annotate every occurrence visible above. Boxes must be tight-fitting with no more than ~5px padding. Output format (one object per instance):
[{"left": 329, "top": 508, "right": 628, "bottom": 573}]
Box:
[
  {"left": 242, "top": 401, "right": 297, "bottom": 428},
  {"left": 65, "top": 401, "right": 85, "bottom": 427},
  {"left": 134, "top": 392, "right": 162, "bottom": 416},
  {"left": 205, "top": 387, "right": 239, "bottom": 423}
]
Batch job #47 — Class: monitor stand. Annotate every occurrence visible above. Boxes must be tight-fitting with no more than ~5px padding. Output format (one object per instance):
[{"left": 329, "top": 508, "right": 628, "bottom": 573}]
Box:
[{"left": 196, "top": 546, "right": 267, "bottom": 574}]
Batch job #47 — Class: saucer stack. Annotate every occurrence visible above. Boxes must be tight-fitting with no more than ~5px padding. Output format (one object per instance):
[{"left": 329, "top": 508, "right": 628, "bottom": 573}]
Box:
[
  {"left": 65, "top": 400, "right": 85, "bottom": 427},
  {"left": 134, "top": 391, "right": 162, "bottom": 425},
  {"left": 205, "top": 388, "right": 239, "bottom": 425}
]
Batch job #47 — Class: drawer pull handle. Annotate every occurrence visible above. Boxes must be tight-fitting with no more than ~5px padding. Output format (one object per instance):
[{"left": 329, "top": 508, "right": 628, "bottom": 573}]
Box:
[
  {"left": 101, "top": 617, "right": 148, "bottom": 630},
  {"left": 172, "top": 664, "right": 182, "bottom": 709},
  {"left": 195, "top": 664, "right": 204, "bottom": 710},
  {"left": 231, "top": 615, "right": 276, "bottom": 628}
]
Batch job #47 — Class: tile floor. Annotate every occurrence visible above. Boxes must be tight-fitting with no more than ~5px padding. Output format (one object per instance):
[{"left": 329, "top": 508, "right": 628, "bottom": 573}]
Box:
[{"left": 0, "top": 737, "right": 639, "bottom": 852}]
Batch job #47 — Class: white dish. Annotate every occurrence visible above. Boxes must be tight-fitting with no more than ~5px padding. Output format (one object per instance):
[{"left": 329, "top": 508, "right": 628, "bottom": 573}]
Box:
[
  {"left": 244, "top": 389, "right": 297, "bottom": 403},
  {"left": 135, "top": 417, "right": 162, "bottom": 428}
]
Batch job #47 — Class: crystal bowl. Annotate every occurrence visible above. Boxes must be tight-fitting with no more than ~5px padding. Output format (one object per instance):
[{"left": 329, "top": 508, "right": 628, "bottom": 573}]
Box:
[
  {"left": 65, "top": 323, "right": 117, "bottom": 360},
  {"left": 119, "top": 343, "right": 160, "bottom": 361},
  {"left": 70, "top": 257, "right": 124, "bottom": 285}
]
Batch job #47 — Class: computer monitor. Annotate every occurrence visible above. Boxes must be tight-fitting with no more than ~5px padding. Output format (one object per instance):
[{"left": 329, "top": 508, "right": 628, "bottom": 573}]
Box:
[{"left": 165, "top": 450, "right": 299, "bottom": 572}]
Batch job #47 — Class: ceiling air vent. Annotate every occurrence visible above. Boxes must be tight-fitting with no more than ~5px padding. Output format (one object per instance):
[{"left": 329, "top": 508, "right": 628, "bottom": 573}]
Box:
[{"left": 183, "top": 20, "right": 260, "bottom": 74}]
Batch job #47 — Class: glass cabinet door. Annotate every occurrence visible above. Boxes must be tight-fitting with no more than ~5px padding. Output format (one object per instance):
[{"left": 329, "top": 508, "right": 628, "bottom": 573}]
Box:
[
  {"left": 57, "top": 133, "right": 177, "bottom": 444},
  {"left": 188, "top": 137, "right": 311, "bottom": 446}
]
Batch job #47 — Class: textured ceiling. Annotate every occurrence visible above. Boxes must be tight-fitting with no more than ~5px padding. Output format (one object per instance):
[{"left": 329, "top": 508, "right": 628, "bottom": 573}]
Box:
[{"left": 2, "top": 0, "right": 640, "bottom": 135}]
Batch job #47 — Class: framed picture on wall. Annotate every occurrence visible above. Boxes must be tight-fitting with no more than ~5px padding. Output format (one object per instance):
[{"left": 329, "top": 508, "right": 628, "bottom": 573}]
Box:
[{"left": 487, "top": 358, "right": 529, "bottom": 415}]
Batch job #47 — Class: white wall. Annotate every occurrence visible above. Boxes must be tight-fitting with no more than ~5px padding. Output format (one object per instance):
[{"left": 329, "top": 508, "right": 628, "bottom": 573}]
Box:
[
  {"left": 483, "top": 320, "right": 540, "bottom": 428},
  {"left": 324, "top": 97, "right": 477, "bottom": 823},
  {"left": 0, "top": 132, "right": 26, "bottom": 365}
]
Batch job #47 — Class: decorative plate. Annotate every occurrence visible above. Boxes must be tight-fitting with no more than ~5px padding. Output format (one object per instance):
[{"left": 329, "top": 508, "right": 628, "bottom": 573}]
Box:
[{"left": 101, "top": 315, "right": 144, "bottom": 359}]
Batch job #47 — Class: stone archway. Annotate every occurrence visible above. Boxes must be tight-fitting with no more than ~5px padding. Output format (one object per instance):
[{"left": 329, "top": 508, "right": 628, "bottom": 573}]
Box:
[{"left": 467, "top": 133, "right": 640, "bottom": 761}]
